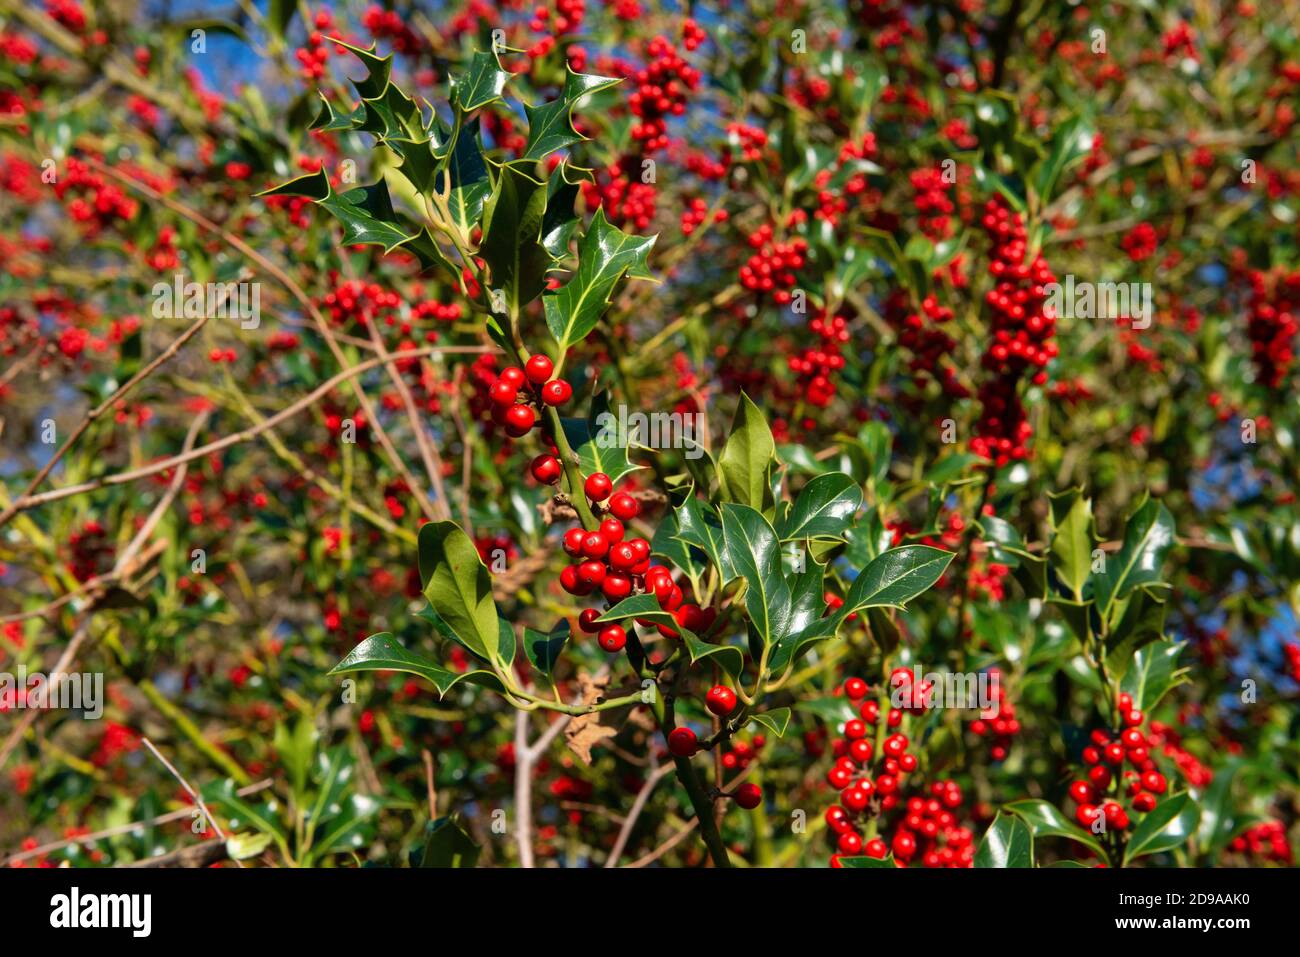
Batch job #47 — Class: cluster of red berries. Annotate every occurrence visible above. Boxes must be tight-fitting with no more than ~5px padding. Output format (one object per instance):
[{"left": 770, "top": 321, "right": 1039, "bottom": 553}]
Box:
[
  {"left": 528, "top": 0, "right": 585, "bottom": 36},
  {"left": 294, "top": 11, "right": 337, "bottom": 81},
  {"left": 483, "top": 354, "right": 572, "bottom": 441},
  {"left": 362, "top": 4, "right": 421, "bottom": 55},
  {"left": 53, "top": 157, "right": 139, "bottom": 232},
  {"left": 681, "top": 18, "right": 706, "bottom": 51},
  {"left": 726, "top": 122, "right": 769, "bottom": 163},
  {"left": 1067, "top": 694, "right": 1170, "bottom": 834},
  {"left": 1244, "top": 267, "right": 1299, "bottom": 388},
  {"left": 582, "top": 158, "right": 657, "bottom": 231},
  {"left": 566, "top": 480, "right": 715, "bottom": 650},
  {"left": 890, "top": 291, "right": 968, "bottom": 398},
  {"left": 1230, "top": 820, "right": 1293, "bottom": 864},
  {"left": 679, "top": 196, "right": 726, "bottom": 236},
  {"left": 972, "top": 197, "right": 1058, "bottom": 465},
  {"left": 824, "top": 675, "right": 970, "bottom": 864},
  {"left": 910, "top": 167, "right": 956, "bottom": 240},
  {"left": 787, "top": 309, "right": 849, "bottom": 407},
  {"left": 627, "top": 36, "right": 699, "bottom": 153},
  {"left": 967, "top": 668, "right": 1019, "bottom": 761},
  {"left": 721, "top": 733, "right": 765, "bottom": 772},
  {"left": 1121, "top": 221, "right": 1159, "bottom": 262},
  {"left": 738, "top": 224, "right": 808, "bottom": 303}
]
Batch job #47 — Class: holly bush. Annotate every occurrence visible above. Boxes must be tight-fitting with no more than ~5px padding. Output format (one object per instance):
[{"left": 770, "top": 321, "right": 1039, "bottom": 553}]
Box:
[{"left": 1, "top": 0, "right": 1298, "bottom": 872}]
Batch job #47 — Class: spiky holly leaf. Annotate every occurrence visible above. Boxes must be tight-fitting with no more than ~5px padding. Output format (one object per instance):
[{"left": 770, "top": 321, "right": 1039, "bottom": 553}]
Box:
[
  {"left": 452, "top": 49, "right": 512, "bottom": 113},
  {"left": 258, "top": 168, "right": 451, "bottom": 273},
  {"left": 522, "top": 67, "right": 622, "bottom": 161},
  {"left": 543, "top": 208, "right": 656, "bottom": 352},
  {"left": 330, "top": 38, "right": 394, "bottom": 100},
  {"left": 542, "top": 161, "right": 590, "bottom": 261},
  {"left": 309, "top": 93, "right": 364, "bottom": 133},
  {"left": 479, "top": 160, "right": 552, "bottom": 314},
  {"left": 431, "top": 117, "right": 491, "bottom": 234}
]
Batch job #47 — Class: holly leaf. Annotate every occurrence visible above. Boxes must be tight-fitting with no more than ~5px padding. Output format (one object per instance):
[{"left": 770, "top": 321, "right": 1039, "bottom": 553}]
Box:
[
  {"left": 452, "top": 49, "right": 512, "bottom": 113},
  {"left": 560, "top": 389, "right": 643, "bottom": 486},
  {"left": 327, "top": 632, "right": 503, "bottom": 698},
  {"left": 1094, "top": 496, "right": 1176, "bottom": 617},
  {"left": 1004, "top": 799, "right": 1107, "bottom": 860},
  {"left": 543, "top": 208, "right": 656, "bottom": 352},
  {"left": 417, "top": 521, "right": 502, "bottom": 667},
  {"left": 777, "top": 471, "right": 862, "bottom": 541},
  {"left": 975, "top": 812, "right": 1034, "bottom": 868},
  {"left": 1119, "top": 638, "right": 1189, "bottom": 711},
  {"left": 717, "top": 393, "right": 777, "bottom": 513},
  {"left": 1048, "top": 488, "right": 1094, "bottom": 601},
  {"left": 523, "top": 620, "right": 571, "bottom": 678},
  {"left": 522, "top": 67, "right": 621, "bottom": 161},
  {"left": 1123, "top": 793, "right": 1199, "bottom": 865},
  {"left": 748, "top": 708, "right": 791, "bottom": 738},
  {"left": 840, "top": 545, "right": 954, "bottom": 612},
  {"left": 720, "top": 504, "right": 790, "bottom": 649},
  {"left": 479, "top": 160, "right": 551, "bottom": 313}
]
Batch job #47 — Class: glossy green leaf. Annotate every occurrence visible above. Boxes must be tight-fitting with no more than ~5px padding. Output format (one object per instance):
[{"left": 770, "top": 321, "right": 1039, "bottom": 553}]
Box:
[
  {"left": 720, "top": 504, "right": 790, "bottom": 648},
  {"left": 1005, "top": 799, "right": 1107, "bottom": 860},
  {"left": 777, "top": 472, "right": 862, "bottom": 541},
  {"left": 480, "top": 161, "right": 551, "bottom": 313},
  {"left": 975, "top": 812, "right": 1034, "bottom": 868},
  {"left": 1048, "top": 488, "right": 1094, "bottom": 601},
  {"left": 748, "top": 707, "right": 791, "bottom": 737},
  {"left": 836, "top": 854, "right": 895, "bottom": 867},
  {"left": 522, "top": 68, "right": 621, "bottom": 161},
  {"left": 543, "top": 208, "right": 656, "bottom": 351},
  {"left": 841, "top": 545, "right": 955, "bottom": 611},
  {"left": 417, "top": 521, "right": 501, "bottom": 665},
  {"left": 328, "top": 632, "right": 504, "bottom": 697},
  {"left": 1095, "top": 496, "right": 1176, "bottom": 617},
  {"left": 717, "top": 393, "right": 777, "bottom": 513},
  {"left": 453, "top": 49, "right": 512, "bottom": 113},
  {"left": 1123, "top": 792, "right": 1199, "bottom": 864},
  {"left": 1119, "top": 638, "right": 1188, "bottom": 712},
  {"left": 523, "top": 620, "right": 570, "bottom": 678}
]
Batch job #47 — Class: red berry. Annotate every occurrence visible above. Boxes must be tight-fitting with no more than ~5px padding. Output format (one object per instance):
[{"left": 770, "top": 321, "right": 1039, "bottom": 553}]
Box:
[
  {"left": 607, "top": 541, "right": 638, "bottom": 572},
  {"left": 530, "top": 454, "right": 561, "bottom": 485},
  {"left": 584, "top": 472, "right": 613, "bottom": 501},
  {"left": 601, "top": 573, "right": 632, "bottom": 601},
  {"left": 504, "top": 403, "right": 535, "bottom": 437},
  {"left": 498, "top": 366, "right": 526, "bottom": 389},
  {"left": 598, "top": 625, "right": 626, "bottom": 652},
  {"left": 598, "top": 517, "right": 625, "bottom": 543},
  {"left": 705, "top": 685, "right": 737, "bottom": 716},
  {"left": 541, "top": 379, "right": 572, "bottom": 406},
  {"left": 562, "top": 528, "right": 586, "bottom": 557},
  {"left": 844, "top": 677, "right": 868, "bottom": 699},
  {"left": 838, "top": 831, "right": 864, "bottom": 855},
  {"left": 608, "top": 491, "right": 639, "bottom": 520},
  {"left": 667, "top": 727, "right": 698, "bottom": 757},
  {"left": 580, "top": 531, "right": 609, "bottom": 560},
  {"left": 489, "top": 379, "right": 518, "bottom": 405},
  {"left": 524, "top": 354, "right": 554, "bottom": 385},
  {"left": 578, "top": 608, "right": 602, "bottom": 633},
  {"left": 734, "top": 782, "right": 762, "bottom": 810},
  {"left": 576, "top": 560, "right": 606, "bottom": 588}
]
